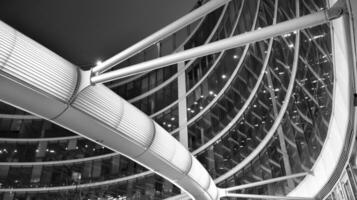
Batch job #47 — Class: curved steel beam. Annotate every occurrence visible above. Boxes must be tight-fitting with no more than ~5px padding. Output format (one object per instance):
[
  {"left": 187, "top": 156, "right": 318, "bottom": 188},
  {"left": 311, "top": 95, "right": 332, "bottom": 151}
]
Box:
[
  {"left": 0, "top": 152, "right": 118, "bottom": 166},
  {"left": 0, "top": 135, "right": 81, "bottom": 143},
  {"left": 0, "top": 113, "right": 40, "bottom": 119},
  {"left": 0, "top": 21, "right": 219, "bottom": 200},
  {"left": 0, "top": 171, "right": 153, "bottom": 193}
]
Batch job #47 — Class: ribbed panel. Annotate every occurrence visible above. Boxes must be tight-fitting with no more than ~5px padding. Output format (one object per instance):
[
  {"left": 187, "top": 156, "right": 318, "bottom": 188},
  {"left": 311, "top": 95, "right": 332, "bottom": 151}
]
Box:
[
  {"left": 72, "top": 85, "right": 124, "bottom": 129},
  {"left": 0, "top": 22, "right": 77, "bottom": 102},
  {"left": 188, "top": 158, "right": 211, "bottom": 190},
  {"left": 0, "top": 22, "right": 15, "bottom": 69},
  {"left": 149, "top": 123, "right": 176, "bottom": 161},
  {"left": 207, "top": 180, "right": 218, "bottom": 200},
  {"left": 171, "top": 142, "right": 192, "bottom": 173},
  {"left": 117, "top": 101, "right": 155, "bottom": 148}
]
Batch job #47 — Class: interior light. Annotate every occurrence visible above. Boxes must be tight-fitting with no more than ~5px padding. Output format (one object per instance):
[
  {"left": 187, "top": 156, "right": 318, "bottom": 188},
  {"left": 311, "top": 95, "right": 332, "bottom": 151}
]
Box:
[
  {"left": 96, "top": 60, "right": 102, "bottom": 66},
  {"left": 221, "top": 74, "right": 227, "bottom": 79},
  {"left": 233, "top": 55, "right": 239, "bottom": 59}
]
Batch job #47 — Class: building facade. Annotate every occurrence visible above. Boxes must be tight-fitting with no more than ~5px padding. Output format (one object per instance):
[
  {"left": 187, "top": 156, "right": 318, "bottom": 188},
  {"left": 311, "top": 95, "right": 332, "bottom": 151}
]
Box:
[{"left": 0, "top": 0, "right": 356, "bottom": 199}]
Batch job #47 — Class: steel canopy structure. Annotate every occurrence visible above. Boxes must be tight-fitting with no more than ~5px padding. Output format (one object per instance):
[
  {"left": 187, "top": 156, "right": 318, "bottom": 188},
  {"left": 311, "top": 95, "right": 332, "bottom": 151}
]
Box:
[{"left": 0, "top": 0, "right": 356, "bottom": 199}]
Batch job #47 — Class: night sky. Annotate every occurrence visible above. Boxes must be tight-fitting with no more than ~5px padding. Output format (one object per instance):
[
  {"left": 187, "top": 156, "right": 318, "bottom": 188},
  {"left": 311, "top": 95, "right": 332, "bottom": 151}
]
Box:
[{"left": 0, "top": 0, "right": 195, "bottom": 69}]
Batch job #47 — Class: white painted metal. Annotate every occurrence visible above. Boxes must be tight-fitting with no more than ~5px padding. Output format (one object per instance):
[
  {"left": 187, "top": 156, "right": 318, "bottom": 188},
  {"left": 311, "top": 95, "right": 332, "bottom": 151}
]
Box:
[
  {"left": 0, "top": 114, "right": 40, "bottom": 119},
  {"left": 0, "top": 171, "right": 153, "bottom": 193},
  {"left": 224, "top": 193, "right": 313, "bottom": 200},
  {"left": 0, "top": 135, "right": 81, "bottom": 143},
  {"left": 288, "top": 4, "right": 354, "bottom": 198},
  {"left": 0, "top": 152, "right": 118, "bottom": 166},
  {"left": 91, "top": 0, "right": 230, "bottom": 74},
  {"left": 91, "top": 7, "right": 342, "bottom": 84},
  {"left": 225, "top": 172, "right": 309, "bottom": 192},
  {"left": 0, "top": 21, "right": 218, "bottom": 200}
]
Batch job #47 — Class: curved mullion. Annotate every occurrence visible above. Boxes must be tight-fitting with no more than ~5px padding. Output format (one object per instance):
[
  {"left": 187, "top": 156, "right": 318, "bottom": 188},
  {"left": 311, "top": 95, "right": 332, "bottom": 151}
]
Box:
[
  {"left": 127, "top": 3, "right": 230, "bottom": 104},
  {"left": 169, "top": 0, "right": 261, "bottom": 135},
  {"left": 0, "top": 152, "right": 118, "bottom": 166},
  {"left": 0, "top": 135, "right": 81, "bottom": 143},
  {"left": 150, "top": 0, "right": 247, "bottom": 119},
  {"left": 0, "top": 171, "right": 152, "bottom": 193},
  {"left": 107, "top": 17, "right": 207, "bottom": 89},
  {"left": 192, "top": 5, "right": 274, "bottom": 156},
  {"left": 215, "top": 12, "right": 301, "bottom": 184}
]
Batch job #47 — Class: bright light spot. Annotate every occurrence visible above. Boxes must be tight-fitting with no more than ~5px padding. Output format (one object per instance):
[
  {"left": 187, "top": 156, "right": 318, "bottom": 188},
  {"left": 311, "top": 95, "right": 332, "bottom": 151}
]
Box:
[
  {"left": 209, "top": 91, "right": 214, "bottom": 95},
  {"left": 221, "top": 74, "right": 227, "bottom": 79},
  {"left": 171, "top": 117, "right": 175, "bottom": 121},
  {"left": 283, "top": 33, "right": 291, "bottom": 38},
  {"left": 233, "top": 55, "right": 239, "bottom": 59},
  {"left": 96, "top": 60, "right": 102, "bottom": 66}
]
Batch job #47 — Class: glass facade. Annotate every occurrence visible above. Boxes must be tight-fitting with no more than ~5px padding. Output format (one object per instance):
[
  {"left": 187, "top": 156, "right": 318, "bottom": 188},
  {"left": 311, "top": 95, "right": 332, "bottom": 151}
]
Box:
[{"left": 0, "top": 0, "right": 355, "bottom": 199}]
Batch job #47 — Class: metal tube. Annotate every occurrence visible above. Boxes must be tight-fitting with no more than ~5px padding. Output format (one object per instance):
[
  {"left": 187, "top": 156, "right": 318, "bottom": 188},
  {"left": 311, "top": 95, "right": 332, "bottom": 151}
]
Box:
[
  {"left": 225, "top": 172, "right": 309, "bottom": 192},
  {"left": 91, "top": 0, "right": 230, "bottom": 74},
  {"left": 91, "top": 7, "right": 342, "bottom": 84},
  {"left": 224, "top": 193, "right": 314, "bottom": 200}
]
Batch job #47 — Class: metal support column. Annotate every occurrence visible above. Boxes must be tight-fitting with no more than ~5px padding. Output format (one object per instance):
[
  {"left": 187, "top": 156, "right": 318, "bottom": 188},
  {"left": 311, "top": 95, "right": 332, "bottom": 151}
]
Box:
[
  {"left": 177, "top": 47, "right": 189, "bottom": 148},
  {"left": 91, "top": 5, "right": 343, "bottom": 84}
]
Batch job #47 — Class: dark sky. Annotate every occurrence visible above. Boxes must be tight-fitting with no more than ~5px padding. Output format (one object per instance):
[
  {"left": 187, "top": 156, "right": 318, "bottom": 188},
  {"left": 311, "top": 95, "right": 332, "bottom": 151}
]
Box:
[{"left": 0, "top": 0, "right": 195, "bottom": 69}]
